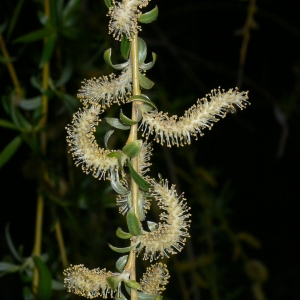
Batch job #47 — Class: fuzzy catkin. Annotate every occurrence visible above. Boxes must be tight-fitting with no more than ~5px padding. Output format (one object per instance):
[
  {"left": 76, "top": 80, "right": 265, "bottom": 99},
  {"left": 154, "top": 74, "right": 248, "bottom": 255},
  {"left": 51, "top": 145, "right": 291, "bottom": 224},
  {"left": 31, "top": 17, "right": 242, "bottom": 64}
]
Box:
[
  {"left": 66, "top": 105, "right": 127, "bottom": 180},
  {"left": 63, "top": 265, "right": 113, "bottom": 299},
  {"left": 140, "top": 263, "right": 170, "bottom": 295},
  {"left": 139, "top": 88, "right": 249, "bottom": 147},
  {"left": 134, "top": 179, "right": 191, "bottom": 262},
  {"left": 77, "top": 66, "right": 132, "bottom": 107},
  {"left": 108, "top": 0, "right": 151, "bottom": 41}
]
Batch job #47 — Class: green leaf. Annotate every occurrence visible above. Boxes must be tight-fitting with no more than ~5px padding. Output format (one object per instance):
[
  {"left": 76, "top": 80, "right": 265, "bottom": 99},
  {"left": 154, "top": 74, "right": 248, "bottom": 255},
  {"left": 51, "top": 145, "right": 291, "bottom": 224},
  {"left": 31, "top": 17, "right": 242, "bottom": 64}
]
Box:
[
  {"left": 121, "top": 35, "right": 131, "bottom": 60},
  {"left": 120, "top": 110, "right": 140, "bottom": 125},
  {"left": 155, "top": 296, "right": 163, "bottom": 300},
  {"left": 63, "top": 0, "right": 82, "bottom": 21},
  {"left": 10, "top": 99, "right": 32, "bottom": 131},
  {"left": 7, "top": 0, "right": 25, "bottom": 39},
  {"left": 55, "top": 59, "right": 73, "bottom": 87},
  {"left": 5, "top": 224, "right": 23, "bottom": 262},
  {"left": 124, "top": 280, "right": 141, "bottom": 290},
  {"left": 108, "top": 243, "right": 138, "bottom": 254},
  {"left": 23, "top": 286, "right": 34, "bottom": 300},
  {"left": 122, "top": 140, "right": 142, "bottom": 158},
  {"left": 19, "top": 97, "right": 41, "bottom": 111},
  {"left": 107, "top": 275, "right": 121, "bottom": 290},
  {"left": 0, "top": 262, "right": 19, "bottom": 273},
  {"left": 39, "top": 33, "right": 57, "bottom": 67},
  {"left": 140, "top": 53, "right": 157, "bottom": 71},
  {"left": 0, "top": 119, "right": 20, "bottom": 131},
  {"left": 126, "top": 209, "right": 143, "bottom": 236},
  {"left": 139, "top": 73, "right": 155, "bottom": 89},
  {"left": 104, "top": 130, "right": 115, "bottom": 148},
  {"left": 137, "top": 292, "right": 158, "bottom": 300},
  {"left": 33, "top": 256, "right": 52, "bottom": 300},
  {"left": 138, "top": 192, "right": 147, "bottom": 221},
  {"left": 127, "top": 159, "right": 150, "bottom": 191},
  {"left": 106, "top": 151, "right": 121, "bottom": 159},
  {"left": 106, "top": 118, "right": 130, "bottom": 130},
  {"left": 104, "top": 48, "right": 129, "bottom": 70},
  {"left": 104, "top": 0, "right": 113, "bottom": 8},
  {"left": 116, "top": 255, "right": 128, "bottom": 272},
  {"left": 116, "top": 228, "right": 132, "bottom": 240},
  {"left": 13, "top": 28, "right": 52, "bottom": 43},
  {"left": 0, "top": 136, "right": 22, "bottom": 169},
  {"left": 138, "top": 38, "right": 147, "bottom": 65},
  {"left": 111, "top": 179, "right": 130, "bottom": 195},
  {"left": 138, "top": 6, "right": 158, "bottom": 24},
  {"left": 115, "top": 292, "right": 128, "bottom": 300},
  {"left": 0, "top": 22, "right": 7, "bottom": 35},
  {"left": 128, "top": 94, "right": 157, "bottom": 111}
]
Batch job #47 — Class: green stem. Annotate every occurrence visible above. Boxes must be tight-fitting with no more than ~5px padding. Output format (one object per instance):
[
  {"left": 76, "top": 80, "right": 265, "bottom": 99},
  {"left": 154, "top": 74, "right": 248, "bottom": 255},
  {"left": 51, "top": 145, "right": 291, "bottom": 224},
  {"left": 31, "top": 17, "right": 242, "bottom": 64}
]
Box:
[{"left": 125, "top": 34, "right": 141, "bottom": 300}]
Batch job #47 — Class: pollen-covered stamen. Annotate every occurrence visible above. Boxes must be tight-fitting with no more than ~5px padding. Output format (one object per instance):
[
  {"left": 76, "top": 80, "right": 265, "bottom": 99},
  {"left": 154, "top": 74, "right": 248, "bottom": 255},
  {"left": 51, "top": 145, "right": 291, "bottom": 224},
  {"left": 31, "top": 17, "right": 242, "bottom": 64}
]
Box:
[
  {"left": 139, "top": 88, "right": 249, "bottom": 147},
  {"left": 135, "top": 179, "right": 191, "bottom": 262},
  {"left": 108, "top": 0, "right": 150, "bottom": 41},
  {"left": 77, "top": 66, "right": 132, "bottom": 108},
  {"left": 66, "top": 105, "right": 126, "bottom": 181},
  {"left": 140, "top": 263, "right": 170, "bottom": 295},
  {"left": 63, "top": 264, "right": 114, "bottom": 299}
]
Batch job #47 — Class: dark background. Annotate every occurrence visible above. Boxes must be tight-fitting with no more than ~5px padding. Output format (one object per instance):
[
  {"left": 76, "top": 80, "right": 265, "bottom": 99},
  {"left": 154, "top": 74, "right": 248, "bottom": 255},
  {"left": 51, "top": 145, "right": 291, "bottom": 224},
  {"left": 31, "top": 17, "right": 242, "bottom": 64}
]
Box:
[{"left": 1, "top": 0, "right": 299, "bottom": 299}]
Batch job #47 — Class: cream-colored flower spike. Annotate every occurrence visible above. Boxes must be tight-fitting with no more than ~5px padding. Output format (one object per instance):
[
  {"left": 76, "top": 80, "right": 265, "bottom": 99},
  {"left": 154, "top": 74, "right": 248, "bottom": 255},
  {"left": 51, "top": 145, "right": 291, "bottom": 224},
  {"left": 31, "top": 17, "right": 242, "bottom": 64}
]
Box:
[
  {"left": 77, "top": 65, "right": 132, "bottom": 107},
  {"left": 108, "top": 0, "right": 151, "bottom": 41},
  {"left": 66, "top": 105, "right": 127, "bottom": 180},
  {"left": 63, "top": 265, "right": 114, "bottom": 299},
  {"left": 140, "top": 263, "right": 170, "bottom": 295},
  {"left": 139, "top": 88, "right": 249, "bottom": 147},
  {"left": 134, "top": 179, "right": 191, "bottom": 262}
]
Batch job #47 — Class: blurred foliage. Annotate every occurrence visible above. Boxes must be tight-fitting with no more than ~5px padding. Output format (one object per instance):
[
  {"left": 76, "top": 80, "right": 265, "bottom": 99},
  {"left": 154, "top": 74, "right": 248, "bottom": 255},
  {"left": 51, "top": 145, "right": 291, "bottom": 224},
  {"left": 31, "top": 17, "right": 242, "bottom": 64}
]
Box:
[{"left": 1, "top": 0, "right": 299, "bottom": 299}]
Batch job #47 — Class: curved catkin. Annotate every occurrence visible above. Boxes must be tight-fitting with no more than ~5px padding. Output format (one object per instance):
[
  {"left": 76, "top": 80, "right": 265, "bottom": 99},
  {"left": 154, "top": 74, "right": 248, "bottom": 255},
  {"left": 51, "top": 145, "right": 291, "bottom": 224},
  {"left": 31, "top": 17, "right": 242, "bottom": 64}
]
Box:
[
  {"left": 63, "top": 265, "right": 113, "bottom": 299},
  {"left": 140, "top": 263, "right": 170, "bottom": 295},
  {"left": 66, "top": 105, "right": 126, "bottom": 180},
  {"left": 77, "top": 66, "right": 132, "bottom": 107},
  {"left": 108, "top": 0, "right": 150, "bottom": 41},
  {"left": 134, "top": 179, "right": 191, "bottom": 262},
  {"left": 139, "top": 88, "right": 249, "bottom": 147}
]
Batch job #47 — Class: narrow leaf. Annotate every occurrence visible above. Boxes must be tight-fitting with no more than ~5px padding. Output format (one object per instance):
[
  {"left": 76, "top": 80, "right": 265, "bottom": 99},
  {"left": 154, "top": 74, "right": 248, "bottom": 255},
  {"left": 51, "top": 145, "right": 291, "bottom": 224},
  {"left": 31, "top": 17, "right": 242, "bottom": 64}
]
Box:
[
  {"left": 124, "top": 280, "right": 141, "bottom": 290},
  {"left": 138, "top": 38, "right": 147, "bottom": 65},
  {"left": 121, "top": 35, "right": 131, "bottom": 60},
  {"left": 104, "top": 129, "right": 115, "bottom": 148},
  {"left": 39, "top": 33, "right": 57, "bottom": 67},
  {"left": 55, "top": 59, "right": 73, "bottom": 87},
  {"left": 138, "top": 6, "right": 158, "bottom": 24},
  {"left": 126, "top": 209, "right": 143, "bottom": 236},
  {"left": 63, "top": 0, "right": 82, "bottom": 20},
  {"left": 107, "top": 275, "right": 121, "bottom": 290},
  {"left": 137, "top": 292, "right": 158, "bottom": 300},
  {"left": 0, "top": 21, "right": 7, "bottom": 34},
  {"left": 108, "top": 243, "right": 138, "bottom": 254},
  {"left": 116, "top": 255, "right": 128, "bottom": 272},
  {"left": 13, "top": 28, "right": 52, "bottom": 43},
  {"left": 128, "top": 94, "right": 157, "bottom": 111},
  {"left": 139, "top": 73, "right": 155, "bottom": 89},
  {"left": 111, "top": 179, "right": 130, "bottom": 195},
  {"left": 116, "top": 228, "right": 132, "bottom": 240},
  {"left": 19, "top": 97, "right": 41, "bottom": 111},
  {"left": 0, "top": 119, "right": 20, "bottom": 131},
  {"left": 7, "top": 0, "right": 25, "bottom": 39},
  {"left": 0, "top": 136, "right": 22, "bottom": 169},
  {"left": 120, "top": 110, "right": 139, "bottom": 125},
  {"left": 5, "top": 224, "right": 23, "bottom": 262},
  {"left": 122, "top": 140, "right": 142, "bottom": 158},
  {"left": 127, "top": 159, "right": 150, "bottom": 191},
  {"left": 140, "top": 53, "right": 157, "bottom": 71},
  {"left": 104, "top": 0, "right": 113, "bottom": 9},
  {"left": 104, "top": 48, "right": 129, "bottom": 70},
  {"left": 106, "top": 118, "right": 130, "bottom": 130},
  {"left": 33, "top": 256, "right": 52, "bottom": 300},
  {"left": 0, "top": 262, "right": 19, "bottom": 272}
]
